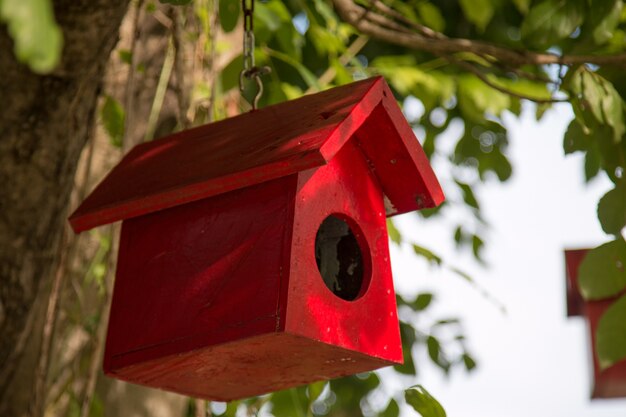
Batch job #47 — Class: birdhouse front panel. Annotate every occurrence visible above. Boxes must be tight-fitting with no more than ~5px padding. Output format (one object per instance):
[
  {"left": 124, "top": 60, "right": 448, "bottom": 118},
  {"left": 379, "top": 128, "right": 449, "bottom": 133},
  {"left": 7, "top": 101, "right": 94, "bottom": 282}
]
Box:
[
  {"left": 285, "top": 138, "right": 402, "bottom": 364},
  {"left": 70, "top": 77, "right": 445, "bottom": 400}
]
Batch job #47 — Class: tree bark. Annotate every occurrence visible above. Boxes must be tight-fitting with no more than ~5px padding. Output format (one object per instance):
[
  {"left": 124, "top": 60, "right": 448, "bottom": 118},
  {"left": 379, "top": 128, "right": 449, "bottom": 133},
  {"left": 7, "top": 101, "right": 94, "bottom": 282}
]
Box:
[{"left": 0, "top": 1, "right": 129, "bottom": 414}]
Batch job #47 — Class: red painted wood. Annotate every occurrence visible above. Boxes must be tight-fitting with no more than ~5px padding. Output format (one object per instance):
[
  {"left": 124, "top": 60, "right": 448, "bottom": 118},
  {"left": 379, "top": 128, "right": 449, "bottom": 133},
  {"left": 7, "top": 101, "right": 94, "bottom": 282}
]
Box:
[
  {"left": 104, "top": 144, "right": 403, "bottom": 398},
  {"left": 286, "top": 139, "right": 402, "bottom": 363},
  {"left": 105, "top": 175, "right": 297, "bottom": 372},
  {"left": 585, "top": 300, "right": 626, "bottom": 398},
  {"left": 69, "top": 77, "right": 443, "bottom": 232},
  {"left": 76, "top": 77, "right": 447, "bottom": 400},
  {"left": 564, "top": 249, "right": 587, "bottom": 317},
  {"left": 108, "top": 333, "right": 394, "bottom": 401},
  {"left": 564, "top": 248, "right": 626, "bottom": 398}
]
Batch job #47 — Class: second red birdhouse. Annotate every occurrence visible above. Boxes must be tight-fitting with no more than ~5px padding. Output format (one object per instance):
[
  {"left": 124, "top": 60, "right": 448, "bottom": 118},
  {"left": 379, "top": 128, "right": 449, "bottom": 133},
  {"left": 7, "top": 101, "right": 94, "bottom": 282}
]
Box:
[
  {"left": 69, "top": 77, "right": 444, "bottom": 400},
  {"left": 565, "top": 249, "right": 626, "bottom": 398}
]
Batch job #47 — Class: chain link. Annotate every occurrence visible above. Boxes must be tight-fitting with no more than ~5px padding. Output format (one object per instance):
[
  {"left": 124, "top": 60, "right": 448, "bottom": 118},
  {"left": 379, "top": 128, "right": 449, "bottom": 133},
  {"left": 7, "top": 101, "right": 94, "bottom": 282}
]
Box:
[
  {"left": 239, "top": 0, "right": 271, "bottom": 110},
  {"left": 242, "top": 0, "right": 255, "bottom": 71}
]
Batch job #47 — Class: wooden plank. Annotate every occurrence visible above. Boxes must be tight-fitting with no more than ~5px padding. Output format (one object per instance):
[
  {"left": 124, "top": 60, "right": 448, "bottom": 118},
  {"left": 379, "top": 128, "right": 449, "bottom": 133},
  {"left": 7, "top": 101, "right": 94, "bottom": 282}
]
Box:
[
  {"left": 104, "top": 175, "right": 297, "bottom": 370},
  {"left": 70, "top": 78, "right": 383, "bottom": 232},
  {"left": 285, "top": 140, "right": 403, "bottom": 364},
  {"left": 107, "top": 332, "right": 395, "bottom": 401},
  {"left": 70, "top": 76, "right": 444, "bottom": 231}
]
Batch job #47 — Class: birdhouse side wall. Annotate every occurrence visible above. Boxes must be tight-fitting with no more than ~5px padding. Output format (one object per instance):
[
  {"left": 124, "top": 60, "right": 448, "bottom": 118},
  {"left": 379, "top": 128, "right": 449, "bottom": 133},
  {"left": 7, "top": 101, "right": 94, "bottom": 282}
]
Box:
[
  {"left": 285, "top": 139, "right": 403, "bottom": 364},
  {"left": 104, "top": 175, "right": 297, "bottom": 373}
]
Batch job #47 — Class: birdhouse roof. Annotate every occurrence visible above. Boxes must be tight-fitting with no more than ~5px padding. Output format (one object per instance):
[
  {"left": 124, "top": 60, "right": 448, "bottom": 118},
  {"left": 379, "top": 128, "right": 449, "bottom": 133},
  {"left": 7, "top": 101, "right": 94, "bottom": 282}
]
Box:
[{"left": 70, "top": 76, "right": 444, "bottom": 233}]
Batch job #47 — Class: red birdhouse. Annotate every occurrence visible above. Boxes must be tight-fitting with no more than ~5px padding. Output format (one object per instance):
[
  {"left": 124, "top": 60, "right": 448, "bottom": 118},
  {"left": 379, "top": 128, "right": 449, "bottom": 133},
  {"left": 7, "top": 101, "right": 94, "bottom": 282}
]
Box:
[
  {"left": 565, "top": 249, "right": 626, "bottom": 398},
  {"left": 70, "top": 77, "right": 444, "bottom": 401}
]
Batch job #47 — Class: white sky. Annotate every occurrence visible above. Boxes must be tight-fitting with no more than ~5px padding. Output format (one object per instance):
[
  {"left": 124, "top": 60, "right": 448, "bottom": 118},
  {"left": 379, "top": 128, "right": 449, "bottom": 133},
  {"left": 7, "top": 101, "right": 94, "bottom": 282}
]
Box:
[{"left": 383, "top": 103, "right": 626, "bottom": 417}]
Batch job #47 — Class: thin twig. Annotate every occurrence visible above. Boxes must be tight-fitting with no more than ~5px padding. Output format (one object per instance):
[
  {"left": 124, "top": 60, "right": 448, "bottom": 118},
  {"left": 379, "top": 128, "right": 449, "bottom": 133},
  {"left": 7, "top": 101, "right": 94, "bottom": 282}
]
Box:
[
  {"left": 144, "top": 39, "right": 176, "bottom": 141},
  {"left": 307, "top": 34, "right": 369, "bottom": 93},
  {"left": 79, "top": 226, "right": 117, "bottom": 417},
  {"left": 122, "top": 0, "right": 145, "bottom": 152},
  {"left": 448, "top": 56, "right": 568, "bottom": 103},
  {"left": 171, "top": 6, "right": 191, "bottom": 129},
  {"left": 370, "top": 0, "right": 442, "bottom": 39},
  {"left": 360, "top": 4, "right": 413, "bottom": 34},
  {"left": 30, "top": 229, "right": 70, "bottom": 417},
  {"left": 332, "top": 0, "right": 626, "bottom": 68},
  {"left": 206, "top": 0, "right": 219, "bottom": 122}
]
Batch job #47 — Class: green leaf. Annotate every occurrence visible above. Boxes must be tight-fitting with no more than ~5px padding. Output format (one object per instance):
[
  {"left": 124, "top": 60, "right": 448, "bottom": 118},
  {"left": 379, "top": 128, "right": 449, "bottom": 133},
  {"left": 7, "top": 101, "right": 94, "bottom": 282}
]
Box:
[
  {"left": 457, "top": 75, "right": 510, "bottom": 121},
  {"left": 462, "top": 353, "right": 477, "bottom": 372},
  {"left": 222, "top": 400, "right": 239, "bottom": 417},
  {"left": 372, "top": 56, "right": 453, "bottom": 110},
  {"left": 572, "top": 69, "right": 625, "bottom": 144},
  {"left": 271, "top": 387, "right": 308, "bottom": 417},
  {"left": 413, "top": 293, "right": 434, "bottom": 311},
  {"left": 599, "top": 79, "right": 625, "bottom": 143},
  {"left": 596, "top": 294, "right": 626, "bottom": 369},
  {"left": 459, "top": 0, "right": 494, "bottom": 32},
  {"left": 380, "top": 399, "right": 400, "bottom": 417},
  {"left": 586, "top": 0, "right": 622, "bottom": 45},
  {"left": 563, "top": 119, "right": 590, "bottom": 154},
  {"left": 416, "top": 2, "right": 445, "bottom": 32},
  {"left": 219, "top": 0, "right": 240, "bottom": 32},
  {"left": 433, "top": 318, "right": 460, "bottom": 326},
  {"left": 598, "top": 184, "right": 626, "bottom": 235},
  {"left": 520, "top": 0, "right": 585, "bottom": 48},
  {"left": 387, "top": 219, "right": 402, "bottom": 245},
  {"left": 455, "top": 180, "right": 479, "bottom": 210},
  {"left": 454, "top": 120, "right": 512, "bottom": 182},
  {"left": 220, "top": 55, "right": 243, "bottom": 92},
  {"left": 581, "top": 70, "right": 606, "bottom": 124},
  {"left": 472, "top": 235, "right": 485, "bottom": 262},
  {"left": 264, "top": 47, "right": 320, "bottom": 90},
  {"left": 118, "top": 49, "right": 133, "bottom": 65},
  {"left": 159, "top": 0, "right": 192, "bottom": 5},
  {"left": 513, "top": 0, "right": 531, "bottom": 14},
  {"left": 427, "top": 336, "right": 450, "bottom": 372},
  {"left": 405, "top": 385, "right": 446, "bottom": 417},
  {"left": 412, "top": 244, "right": 442, "bottom": 266},
  {"left": 578, "top": 239, "right": 626, "bottom": 300},
  {"left": 450, "top": 267, "right": 474, "bottom": 283},
  {"left": 0, "top": 0, "right": 63, "bottom": 73},
  {"left": 101, "top": 96, "right": 125, "bottom": 148},
  {"left": 394, "top": 321, "right": 417, "bottom": 375},
  {"left": 89, "top": 393, "right": 104, "bottom": 417},
  {"left": 307, "top": 381, "right": 327, "bottom": 402},
  {"left": 584, "top": 147, "right": 602, "bottom": 182}
]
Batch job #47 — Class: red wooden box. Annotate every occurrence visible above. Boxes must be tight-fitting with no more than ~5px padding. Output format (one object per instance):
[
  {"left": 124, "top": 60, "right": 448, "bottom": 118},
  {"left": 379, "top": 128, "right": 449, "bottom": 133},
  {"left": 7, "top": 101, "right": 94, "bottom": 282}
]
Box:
[
  {"left": 565, "top": 249, "right": 626, "bottom": 398},
  {"left": 70, "top": 77, "right": 444, "bottom": 400}
]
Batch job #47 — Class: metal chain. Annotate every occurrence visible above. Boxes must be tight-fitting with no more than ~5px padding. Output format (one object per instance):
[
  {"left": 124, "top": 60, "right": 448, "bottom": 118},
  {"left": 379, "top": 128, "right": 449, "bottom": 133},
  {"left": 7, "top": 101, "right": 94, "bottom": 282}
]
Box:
[
  {"left": 239, "top": 0, "right": 271, "bottom": 110},
  {"left": 242, "top": 0, "right": 255, "bottom": 71}
]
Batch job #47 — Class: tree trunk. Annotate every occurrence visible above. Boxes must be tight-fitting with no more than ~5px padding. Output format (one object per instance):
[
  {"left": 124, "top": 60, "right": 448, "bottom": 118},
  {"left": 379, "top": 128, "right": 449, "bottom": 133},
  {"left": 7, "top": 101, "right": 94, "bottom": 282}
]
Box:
[{"left": 0, "top": 1, "right": 129, "bottom": 414}]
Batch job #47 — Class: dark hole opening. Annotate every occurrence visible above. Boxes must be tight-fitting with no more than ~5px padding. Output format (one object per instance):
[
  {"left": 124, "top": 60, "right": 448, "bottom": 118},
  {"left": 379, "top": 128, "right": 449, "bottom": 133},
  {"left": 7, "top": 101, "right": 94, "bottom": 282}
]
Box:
[{"left": 315, "top": 215, "right": 365, "bottom": 301}]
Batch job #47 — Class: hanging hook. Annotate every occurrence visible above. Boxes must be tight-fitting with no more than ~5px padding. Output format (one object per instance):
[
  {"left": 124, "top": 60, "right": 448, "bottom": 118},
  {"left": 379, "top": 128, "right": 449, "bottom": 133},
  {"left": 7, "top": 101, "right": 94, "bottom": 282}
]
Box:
[
  {"left": 239, "top": 0, "right": 270, "bottom": 111},
  {"left": 239, "top": 66, "right": 271, "bottom": 110}
]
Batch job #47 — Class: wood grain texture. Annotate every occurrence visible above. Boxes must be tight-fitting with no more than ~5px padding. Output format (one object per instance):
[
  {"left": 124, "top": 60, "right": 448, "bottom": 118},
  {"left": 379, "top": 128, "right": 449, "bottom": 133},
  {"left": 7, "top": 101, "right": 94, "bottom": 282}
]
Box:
[
  {"left": 107, "top": 332, "right": 395, "bottom": 401},
  {"left": 565, "top": 249, "right": 626, "bottom": 398},
  {"left": 70, "top": 76, "right": 443, "bottom": 232},
  {"left": 84, "top": 76, "right": 447, "bottom": 400},
  {"left": 105, "top": 175, "right": 297, "bottom": 372},
  {"left": 286, "top": 139, "right": 403, "bottom": 364}
]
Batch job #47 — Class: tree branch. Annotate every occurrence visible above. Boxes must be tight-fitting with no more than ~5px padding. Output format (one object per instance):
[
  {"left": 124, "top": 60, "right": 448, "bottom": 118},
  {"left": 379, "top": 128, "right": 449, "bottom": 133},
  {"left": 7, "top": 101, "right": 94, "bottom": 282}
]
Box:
[
  {"left": 333, "top": 0, "right": 626, "bottom": 69},
  {"left": 448, "top": 56, "right": 568, "bottom": 103}
]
